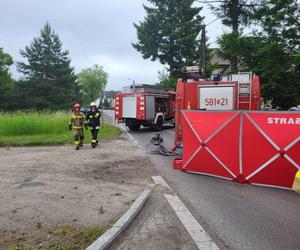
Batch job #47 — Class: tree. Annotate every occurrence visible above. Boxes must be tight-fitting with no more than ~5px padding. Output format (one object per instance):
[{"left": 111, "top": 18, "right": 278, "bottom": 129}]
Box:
[
  {"left": 158, "top": 68, "right": 177, "bottom": 88},
  {"left": 254, "top": 0, "right": 299, "bottom": 53},
  {"left": 208, "top": 0, "right": 259, "bottom": 31},
  {"left": 206, "top": 0, "right": 259, "bottom": 71},
  {"left": 0, "top": 48, "right": 14, "bottom": 110},
  {"left": 0, "top": 48, "right": 13, "bottom": 82},
  {"left": 17, "top": 22, "right": 78, "bottom": 110},
  {"left": 217, "top": 0, "right": 300, "bottom": 108},
  {"left": 253, "top": 0, "right": 300, "bottom": 108},
  {"left": 133, "top": 0, "right": 204, "bottom": 78},
  {"left": 77, "top": 65, "right": 108, "bottom": 102}
]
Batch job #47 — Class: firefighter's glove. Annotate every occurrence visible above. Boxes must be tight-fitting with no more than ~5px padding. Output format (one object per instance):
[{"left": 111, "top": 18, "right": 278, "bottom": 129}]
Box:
[{"left": 69, "top": 124, "right": 72, "bottom": 130}]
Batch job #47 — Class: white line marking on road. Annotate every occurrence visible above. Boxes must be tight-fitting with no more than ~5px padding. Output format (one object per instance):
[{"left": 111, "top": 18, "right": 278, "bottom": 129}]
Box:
[
  {"left": 151, "top": 176, "right": 171, "bottom": 190},
  {"left": 119, "top": 125, "right": 139, "bottom": 144},
  {"left": 164, "top": 194, "right": 219, "bottom": 250}
]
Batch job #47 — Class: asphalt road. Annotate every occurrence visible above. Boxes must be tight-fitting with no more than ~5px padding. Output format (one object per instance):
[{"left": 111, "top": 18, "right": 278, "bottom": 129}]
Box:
[{"left": 105, "top": 110, "right": 300, "bottom": 250}]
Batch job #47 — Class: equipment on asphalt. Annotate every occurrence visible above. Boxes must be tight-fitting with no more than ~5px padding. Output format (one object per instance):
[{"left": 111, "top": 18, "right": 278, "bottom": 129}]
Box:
[
  {"left": 150, "top": 133, "right": 163, "bottom": 145},
  {"left": 114, "top": 84, "right": 176, "bottom": 131},
  {"left": 145, "top": 133, "right": 177, "bottom": 156}
]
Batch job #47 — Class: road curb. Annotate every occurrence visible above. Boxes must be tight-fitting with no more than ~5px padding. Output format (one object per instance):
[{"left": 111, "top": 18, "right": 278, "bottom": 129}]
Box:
[{"left": 86, "top": 187, "right": 153, "bottom": 250}]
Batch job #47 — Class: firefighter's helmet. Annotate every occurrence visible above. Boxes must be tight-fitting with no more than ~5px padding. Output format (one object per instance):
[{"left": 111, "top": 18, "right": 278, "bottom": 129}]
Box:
[
  {"left": 73, "top": 103, "right": 81, "bottom": 109},
  {"left": 90, "top": 102, "right": 97, "bottom": 107}
]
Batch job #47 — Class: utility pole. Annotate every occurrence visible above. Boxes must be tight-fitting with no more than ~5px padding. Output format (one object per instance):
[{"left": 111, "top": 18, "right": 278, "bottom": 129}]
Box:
[
  {"left": 101, "top": 88, "right": 104, "bottom": 125},
  {"left": 132, "top": 79, "right": 136, "bottom": 92},
  {"left": 129, "top": 78, "right": 136, "bottom": 93},
  {"left": 200, "top": 25, "right": 206, "bottom": 78}
]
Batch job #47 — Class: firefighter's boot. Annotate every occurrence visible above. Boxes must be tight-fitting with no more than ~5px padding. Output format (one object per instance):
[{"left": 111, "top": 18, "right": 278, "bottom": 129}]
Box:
[
  {"left": 74, "top": 134, "right": 80, "bottom": 150},
  {"left": 91, "top": 139, "right": 97, "bottom": 148}
]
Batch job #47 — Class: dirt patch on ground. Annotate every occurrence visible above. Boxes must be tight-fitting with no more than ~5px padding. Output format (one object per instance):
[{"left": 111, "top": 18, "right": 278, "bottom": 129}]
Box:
[{"left": 0, "top": 136, "right": 157, "bottom": 249}]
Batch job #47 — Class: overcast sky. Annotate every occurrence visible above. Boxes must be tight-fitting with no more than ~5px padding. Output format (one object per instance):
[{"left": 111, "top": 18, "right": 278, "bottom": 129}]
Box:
[{"left": 0, "top": 0, "right": 228, "bottom": 90}]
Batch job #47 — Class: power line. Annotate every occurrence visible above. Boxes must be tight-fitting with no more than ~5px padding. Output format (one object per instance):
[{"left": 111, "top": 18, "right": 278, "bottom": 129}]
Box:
[
  {"left": 210, "top": 40, "right": 218, "bottom": 44},
  {"left": 196, "top": 0, "right": 226, "bottom": 3},
  {"left": 195, "top": 0, "right": 263, "bottom": 7},
  {"left": 205, "top": 17, "right": 220, "bottom": 26}
]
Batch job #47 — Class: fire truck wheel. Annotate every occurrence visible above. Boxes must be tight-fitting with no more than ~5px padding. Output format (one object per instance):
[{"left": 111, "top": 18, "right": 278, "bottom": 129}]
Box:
[
  {"left": 128, "top": 124, "right": 140, "bottom": 131},
  {"left": 155, "top": 116, "right": 163, "bottom": 131}
]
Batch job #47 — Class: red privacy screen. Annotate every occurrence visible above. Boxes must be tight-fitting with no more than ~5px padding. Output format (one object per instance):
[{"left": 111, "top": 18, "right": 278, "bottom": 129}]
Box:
[{"left": 180, "top": 111, "right": 300, "bottom": 189}]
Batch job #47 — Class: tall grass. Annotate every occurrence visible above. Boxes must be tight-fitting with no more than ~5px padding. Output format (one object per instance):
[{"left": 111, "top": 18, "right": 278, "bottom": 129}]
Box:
[
  {"left": 0, "top": 111, "right": 121, "bottom": 146},
  {"left": 0, "top": 111, "right": 68, "bottom": 136}
]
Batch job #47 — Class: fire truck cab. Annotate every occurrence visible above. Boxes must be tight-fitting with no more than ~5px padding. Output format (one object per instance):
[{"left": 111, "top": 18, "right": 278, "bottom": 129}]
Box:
[
  {"left": 174, "top": 66, "right": 261, "bottom": 148},
  {"left": 115, "top": 84, "right": 176, "bottom": 131}
]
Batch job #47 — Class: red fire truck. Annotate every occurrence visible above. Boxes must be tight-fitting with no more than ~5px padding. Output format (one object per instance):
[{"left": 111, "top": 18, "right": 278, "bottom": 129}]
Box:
[
  {"left": 115, "top": 84, "right": 176, "bottom": 131},
  {"left": 174, "top": 66, "right": 261, "bottom": 148}
]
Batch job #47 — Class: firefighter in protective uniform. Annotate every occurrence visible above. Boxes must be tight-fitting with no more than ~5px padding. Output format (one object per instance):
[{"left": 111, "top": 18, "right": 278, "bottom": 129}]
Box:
[
  {"left": 85, "top": 102, "right": 101, "bottom": 148},
  {"left": 69, "top": 103, "right": 86, "bottom": 150}
]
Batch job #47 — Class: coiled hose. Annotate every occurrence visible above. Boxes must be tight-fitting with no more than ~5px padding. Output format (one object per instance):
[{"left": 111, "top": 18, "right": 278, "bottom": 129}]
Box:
[{"left": 145, "top": 133, "right": 178, "bottom": 156}]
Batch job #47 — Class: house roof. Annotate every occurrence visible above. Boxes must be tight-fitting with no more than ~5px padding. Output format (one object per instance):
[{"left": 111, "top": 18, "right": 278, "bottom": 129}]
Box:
[{"left": 210, "top": 48, "right": 231, "bottom": 66}]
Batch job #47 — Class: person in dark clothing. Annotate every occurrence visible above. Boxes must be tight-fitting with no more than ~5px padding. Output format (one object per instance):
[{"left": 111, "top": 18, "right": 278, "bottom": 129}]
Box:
[{"left": 85, "top": 102, "right": 101, "bottom": 148}]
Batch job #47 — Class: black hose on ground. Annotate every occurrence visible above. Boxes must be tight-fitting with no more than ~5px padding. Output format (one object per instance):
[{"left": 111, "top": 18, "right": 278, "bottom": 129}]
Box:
[{"left": 145, "top": 133, "right": 178, "bottom": 156}]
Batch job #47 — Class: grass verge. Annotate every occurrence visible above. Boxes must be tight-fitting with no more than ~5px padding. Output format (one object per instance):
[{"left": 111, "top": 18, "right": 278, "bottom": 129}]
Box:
[
  {"left": 0, "top": 112, "right": 121, "bottom": 147},
  {"left": 5, "top": 223, "right": 113, "bottom": 250}
]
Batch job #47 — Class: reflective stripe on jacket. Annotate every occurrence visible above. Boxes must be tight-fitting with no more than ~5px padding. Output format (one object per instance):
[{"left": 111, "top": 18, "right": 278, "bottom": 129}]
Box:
[{"left": 70, "top": 111, "right": 86, "bottom": 129}]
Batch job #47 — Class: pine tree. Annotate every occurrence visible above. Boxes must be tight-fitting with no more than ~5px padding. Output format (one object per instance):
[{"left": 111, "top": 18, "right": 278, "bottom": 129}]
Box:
[
  {"left": 133, "top": 0, "right": 204, "bottom": 78},
  {"left": 209, "top": 0, "right": 258, "bottom": 31},
  {"left": 17, "top": 23, "right": 78, "bottom": 110}
]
